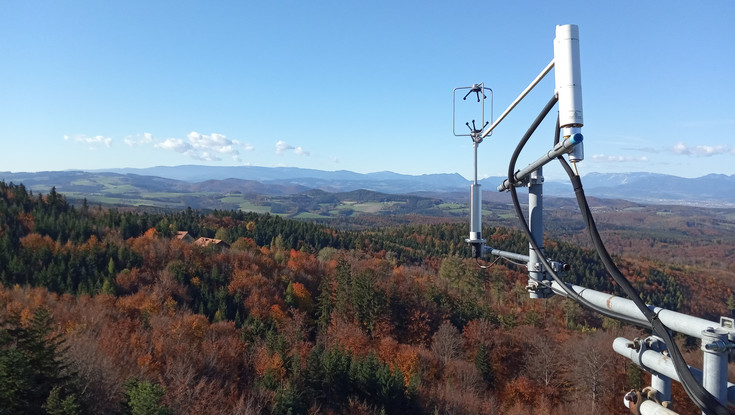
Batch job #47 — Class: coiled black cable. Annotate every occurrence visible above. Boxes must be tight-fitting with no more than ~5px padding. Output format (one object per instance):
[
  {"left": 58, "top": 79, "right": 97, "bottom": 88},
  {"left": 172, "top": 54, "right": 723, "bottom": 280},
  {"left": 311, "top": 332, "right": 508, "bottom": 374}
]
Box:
[
  {"left": 505, "top": 95, "right": 647, "bottom": 328},
  {"left": 505, "top": 97, "right": 732, "bottom": 413},
  {"left": 503, "top": 95, "right": 731, "bottom": 414}
]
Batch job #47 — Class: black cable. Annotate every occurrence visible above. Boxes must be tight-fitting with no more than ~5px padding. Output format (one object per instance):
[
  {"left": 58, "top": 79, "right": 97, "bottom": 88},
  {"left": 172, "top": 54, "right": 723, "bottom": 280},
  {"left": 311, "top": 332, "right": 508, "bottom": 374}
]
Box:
[
  {"left": 561, "top": 162, "right": 733, "bottom": 415},
  {"left": 503, "top": 97, "right": 730, "bottom": 413},
  {"left": 504, "top": 96, "right": 646, "bottom": 328}
]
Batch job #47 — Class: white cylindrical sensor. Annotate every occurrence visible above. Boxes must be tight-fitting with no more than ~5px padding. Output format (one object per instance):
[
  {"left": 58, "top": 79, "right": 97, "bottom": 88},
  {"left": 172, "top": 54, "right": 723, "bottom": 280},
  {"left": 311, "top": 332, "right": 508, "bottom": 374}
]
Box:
[{"left": 554, "top": 24, "right": 583, "bottom": 128}]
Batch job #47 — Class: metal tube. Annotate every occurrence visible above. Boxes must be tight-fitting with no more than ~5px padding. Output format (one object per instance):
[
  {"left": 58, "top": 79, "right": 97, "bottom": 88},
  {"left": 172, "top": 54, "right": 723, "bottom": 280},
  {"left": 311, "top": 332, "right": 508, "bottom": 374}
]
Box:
[
  {"left": 480, "top": 59, "right": 555, "bottom": 139},
  {"left": 638, "top": 400, "right": 680, "bottom": 415},
  {"left": 550, "top": 282, "right": 732, "bottom": 339},
  {"left": 486, "top": 248, "right": 529, "bottom": 264},
  {"left": 701, "top": 328, "right": 729, "bottom": 405},
  {"left": 497, "top": 134, "right": 582, "bottom": 191},
  {"left": 528, "top": 168, "right": 544, "bottom": 299},
  {"left": 647, "top": 337, "right": 672, "bottom": 402},
  {"left": 467, "top": 141, "right": 485, "bottom": 259},
  {"left": 613, "top": 337, "right": 735, "bottom": 408},
  {"left": 651, "top": 373, "right": 672, "bottom": 404},
  {"left": 473, "top": 141, "right": 479, "bottom": 184},
  {"left": 554, "top": 25, "right": 584, "bottom": 129},
  {"left": 469, "top": 183, "right": 482, "bottom": 242}
]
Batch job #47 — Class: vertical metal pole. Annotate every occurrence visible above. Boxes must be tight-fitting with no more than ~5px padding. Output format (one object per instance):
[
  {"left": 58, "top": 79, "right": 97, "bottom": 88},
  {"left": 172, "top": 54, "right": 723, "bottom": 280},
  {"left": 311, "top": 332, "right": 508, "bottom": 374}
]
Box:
[
  {"left": 468, "top": 140, "right": 484, "bottom": 258},
  {"left": 648, "top": 337, "right": 672, "bottom": 402},
  {"left": 527, "top": 168, "right": 546, "bottom": 298},
  {"left": 701, "top": 327, "right": 729, "bottom": 408},
  {"left": 651, "top": 374, "right": 672, "bottom": 403}
]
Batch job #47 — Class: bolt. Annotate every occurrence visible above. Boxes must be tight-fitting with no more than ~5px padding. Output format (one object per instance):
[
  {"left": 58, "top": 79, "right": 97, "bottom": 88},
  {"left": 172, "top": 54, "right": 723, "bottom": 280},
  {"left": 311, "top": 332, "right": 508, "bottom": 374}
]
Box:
[{"left": 704, "top": 339, "right": 730, "bottom": 353}]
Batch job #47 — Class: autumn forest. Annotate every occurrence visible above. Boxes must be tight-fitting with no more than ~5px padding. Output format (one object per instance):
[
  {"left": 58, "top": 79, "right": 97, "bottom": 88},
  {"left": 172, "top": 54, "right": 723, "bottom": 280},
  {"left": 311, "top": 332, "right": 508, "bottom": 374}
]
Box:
[{"left": 2, "top": 180, "right": 735, "bottom": 414}]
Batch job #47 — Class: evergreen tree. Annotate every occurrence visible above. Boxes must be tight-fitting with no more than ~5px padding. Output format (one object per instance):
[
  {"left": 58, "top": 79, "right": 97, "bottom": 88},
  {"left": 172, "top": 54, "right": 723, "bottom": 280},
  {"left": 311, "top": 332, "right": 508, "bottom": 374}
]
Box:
[
  {"left": 107, "top": 258, "right": 116, "bottom": 277},
  {"left": 334, "top": 259, "right": 352, "bottom": 317},
  {"left": 126, "top": 380, "right": 171, "bottom": 415},
  {"left": 727, "top": 293, "right": 735, "bottom": 316},
  {"left": 322, "top": 347, "right": 350, "bottom": 403},
  {"left": 0, "top": 307, "right": 76, "bottom": 415},
  {"left": 285, "top": 282, "right": 296, "bottom": 309},
  {"left": 475, "top": 344, "right": 494, "bottom": 388},
  {"left": 315, "top": 273, "right": 334, "bottom": 333},
  {"left": 272, "top": 383, "right": 305, "bottom": 415},
  {"left": 304, "top": 345, "right": 325, "bottom": 403},
  {"left": 351, "top": 270, "right": 386, "bottom": 335},
  {"left": 43, "top": 386, "right": 81, "bottom": 415}
]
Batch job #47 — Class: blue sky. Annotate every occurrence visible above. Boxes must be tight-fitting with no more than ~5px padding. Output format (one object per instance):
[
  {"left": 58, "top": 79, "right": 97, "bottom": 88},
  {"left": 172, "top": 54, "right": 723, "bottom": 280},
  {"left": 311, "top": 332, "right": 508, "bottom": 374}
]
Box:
[{"left": 1, "top": 1, "right": 733, "bottom": 180}]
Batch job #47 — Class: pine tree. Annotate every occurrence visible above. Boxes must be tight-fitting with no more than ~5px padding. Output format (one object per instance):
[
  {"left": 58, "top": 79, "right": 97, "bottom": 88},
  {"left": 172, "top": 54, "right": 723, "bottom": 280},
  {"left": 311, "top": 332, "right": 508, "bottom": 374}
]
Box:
[
  {"left": 727, "top": 293, "right": 735, "bottom": 316},
  {"left": 0, "top": 307, "right": 75, "bottom": 415},
  {"left": 107, "top": 257, "right": 116, "bottom": 277},
  {"left": 322, "top": 347, "right": 350, "bottom": 402},
  {"left": 351, "top": 270, "right": 386, "bottom": 335},
  {"left": 43, "top": 386, "right": 81, "bottom": 415},
  {"left": 126, "top": 380, "right": 171, "bottom": 415},
  {"left": 316, "top": 274, "right": 334, "bottom": 333},
  {"left": 334, "top": 259, "right": 352, "bottom": 317},
  {"left": 475, "top": 344, "right": 494, "bottom": 388},
  {"left": 285, "top": 282, "right": 296, "bottom": 309},
  {"left": 101, "top": 278, "right": 116, "bottom": 295},
  {"left": 304, "top": 345, "right": 325, "bottom": 403}
]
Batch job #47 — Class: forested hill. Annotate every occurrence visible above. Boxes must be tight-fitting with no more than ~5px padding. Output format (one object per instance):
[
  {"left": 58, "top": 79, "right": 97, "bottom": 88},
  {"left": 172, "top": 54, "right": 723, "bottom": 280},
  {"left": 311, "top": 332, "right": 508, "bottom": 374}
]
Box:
[{"left": 0, "top": 181, "right": 728, "bottom": 414}]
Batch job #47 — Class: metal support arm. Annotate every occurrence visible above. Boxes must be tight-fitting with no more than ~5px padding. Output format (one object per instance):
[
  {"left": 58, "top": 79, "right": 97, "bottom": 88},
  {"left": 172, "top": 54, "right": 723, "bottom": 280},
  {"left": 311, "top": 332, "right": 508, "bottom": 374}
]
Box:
[
  {"left": 497, "top": 134, "right": 583, "bottom": 191},
  {"left": 548, "top": 281, "right": 733, "bottom": 340},
  {"left": 480, "top": 59, "right": 555, "bottom": 139}
]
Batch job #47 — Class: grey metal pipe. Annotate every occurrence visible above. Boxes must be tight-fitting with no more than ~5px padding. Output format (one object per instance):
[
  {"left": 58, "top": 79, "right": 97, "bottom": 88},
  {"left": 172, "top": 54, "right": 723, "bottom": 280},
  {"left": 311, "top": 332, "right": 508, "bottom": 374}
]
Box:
[
  {"left": 480, "top": 59, "right": 555, "bottom": 139},
  {"left": 701, "top": 328, "right": 730, "bottom": 405},
  {"left": 485, "top": 248, "right": 529, "bottom": 264},
  {"left": 651, "top": 373, "right": 672, "bottom": 405},
  {"left": 649, "top": 337, "right": 672, "bottom": 402},
  {"left": 497, "top": 134, "right": 583, "bottom": 191},
  {"left": 637, "top": 400, "right": 680, "bottom": 415},
  {"left": 613, "top": 337, "right": 735, "bottom": 408},
  {"left": 549, "top": 282, "right": 732, "bottom": 340},
  {"left": 527, "top": 168, "right": 545, "bottom": 299}
]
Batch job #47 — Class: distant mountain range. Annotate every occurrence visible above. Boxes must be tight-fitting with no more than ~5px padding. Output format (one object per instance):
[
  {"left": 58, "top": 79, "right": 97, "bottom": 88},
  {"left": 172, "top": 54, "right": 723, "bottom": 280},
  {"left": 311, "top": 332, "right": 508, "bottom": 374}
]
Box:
[
  {"left": 2, "top": 165, "right": 735, "bottom": 208},
  {"left": 97, "top": 165, "right": 469, "bottom": 194},
  {"left": 545, "top": 172, "right": 735, "bottom": 207}
]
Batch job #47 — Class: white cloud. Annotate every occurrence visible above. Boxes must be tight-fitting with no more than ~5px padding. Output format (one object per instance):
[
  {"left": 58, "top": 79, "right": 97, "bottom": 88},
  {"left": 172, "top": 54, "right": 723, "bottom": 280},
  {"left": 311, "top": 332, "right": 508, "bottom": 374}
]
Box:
[
  {"left": 67, "top": 130, "right": 251, "bottom": 162},
  {"left": 294, "top": 146, "right": 310, "bottom": 156},
  {"left": 591, "top": 154, "right": 649, "bottom": 163},
  {"left": 154, "top": 131, "right": 244, "bottom": 161},
  {"left": 155, "top": 138, "right": 191, "bottom": 153},
  {"left": 124, "top": 132, "right": 154, "bottom": 146},
  {"left": 64, "top": 134, "right": 113, "bottom": 148},
  {"left": 275, "top": 140, "right": 294, "bottom": 154},
  {"left": 276, "top": 140, "right": 310, "bottom": 156},
  {"left": 187, "top": 132, "right": 233, "bottom": 154},
  {"left": 673, "top": 142, "right": 729, "bottom": 156}
]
